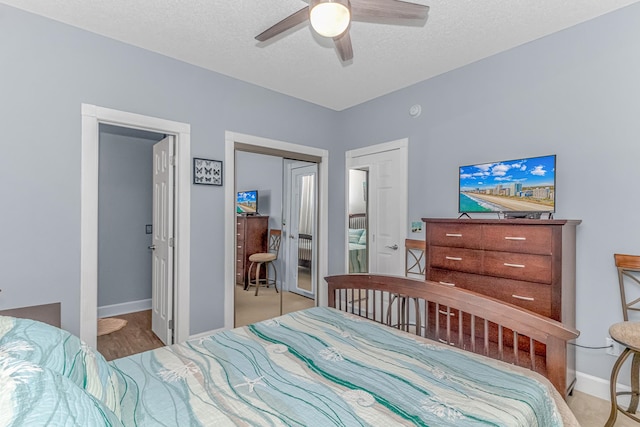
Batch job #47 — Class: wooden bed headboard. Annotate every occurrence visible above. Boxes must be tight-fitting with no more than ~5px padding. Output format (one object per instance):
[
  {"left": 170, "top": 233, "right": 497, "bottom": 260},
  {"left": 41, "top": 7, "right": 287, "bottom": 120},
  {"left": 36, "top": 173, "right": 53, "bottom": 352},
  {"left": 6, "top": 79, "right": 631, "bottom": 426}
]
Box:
[
  {"left": 348, "top": 213, "right": 367, "bottom": 229},
  {"left": 325, "top": 274, "right": 579, "bottom": 399}
]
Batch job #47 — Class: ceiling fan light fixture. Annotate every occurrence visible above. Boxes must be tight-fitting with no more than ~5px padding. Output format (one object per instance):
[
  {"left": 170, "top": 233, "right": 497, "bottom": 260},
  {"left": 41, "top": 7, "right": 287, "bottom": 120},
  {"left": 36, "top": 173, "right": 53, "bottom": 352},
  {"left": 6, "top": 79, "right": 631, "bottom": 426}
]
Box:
[{"left": 309, "top": 0, "right": 350, "bottom": 38}]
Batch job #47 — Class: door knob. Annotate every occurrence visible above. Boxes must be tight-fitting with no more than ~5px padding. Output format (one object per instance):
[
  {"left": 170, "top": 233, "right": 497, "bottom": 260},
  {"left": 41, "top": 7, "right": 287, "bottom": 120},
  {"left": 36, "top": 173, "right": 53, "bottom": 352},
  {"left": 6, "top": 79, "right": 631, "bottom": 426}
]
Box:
[
  {"left": 385, "top": 244, "right": 399, "bottom": 250},
  {"left": 148, "top": 245, "right": 156, "bottom": 250}
]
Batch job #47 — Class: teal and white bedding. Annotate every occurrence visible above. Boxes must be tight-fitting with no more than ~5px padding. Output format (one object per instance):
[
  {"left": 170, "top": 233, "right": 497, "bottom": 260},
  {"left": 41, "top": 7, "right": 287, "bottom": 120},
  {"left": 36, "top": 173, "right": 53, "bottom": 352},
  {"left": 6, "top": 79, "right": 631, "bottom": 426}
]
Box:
[
  {"left": 112, "top": 307, "right": 577, "bottom": 426},
  {"left": 348, "top": 243, "right": 368, "bottom": 273},
  {"left": 0, "top": 315, "right": 123, "bottom": 426},
  {"left": 348, "top": 228, "right": 368, "bottom": 273},
  {"left": 1, "top": 308, "right": 579, "bottom": 426}
]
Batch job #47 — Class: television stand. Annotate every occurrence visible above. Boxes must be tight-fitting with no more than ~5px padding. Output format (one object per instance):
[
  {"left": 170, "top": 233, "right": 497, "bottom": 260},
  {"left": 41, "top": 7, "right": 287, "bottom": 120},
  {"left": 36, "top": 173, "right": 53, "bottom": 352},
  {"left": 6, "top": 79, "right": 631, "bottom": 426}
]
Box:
[{"left": 457, "top": 212, "right": 471, "bottom": 219}]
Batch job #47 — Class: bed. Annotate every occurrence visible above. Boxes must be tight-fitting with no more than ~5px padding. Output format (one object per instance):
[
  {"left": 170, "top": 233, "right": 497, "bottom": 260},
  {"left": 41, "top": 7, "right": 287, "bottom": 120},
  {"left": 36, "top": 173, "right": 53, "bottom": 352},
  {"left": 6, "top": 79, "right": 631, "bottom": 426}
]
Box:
[
  {"left": 1, "top": 274, "right": 579, "bottom": 426},
  {"left": 348, "top": 213, "right": 368, "bottom": 273}
]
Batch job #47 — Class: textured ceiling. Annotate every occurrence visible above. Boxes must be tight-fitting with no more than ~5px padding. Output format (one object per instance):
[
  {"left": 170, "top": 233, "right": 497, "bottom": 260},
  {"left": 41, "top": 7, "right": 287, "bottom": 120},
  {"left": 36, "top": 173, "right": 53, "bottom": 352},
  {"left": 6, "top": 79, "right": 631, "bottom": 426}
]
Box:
[{"left": 2, "top": 0, "right": 638, "bottom": 110}]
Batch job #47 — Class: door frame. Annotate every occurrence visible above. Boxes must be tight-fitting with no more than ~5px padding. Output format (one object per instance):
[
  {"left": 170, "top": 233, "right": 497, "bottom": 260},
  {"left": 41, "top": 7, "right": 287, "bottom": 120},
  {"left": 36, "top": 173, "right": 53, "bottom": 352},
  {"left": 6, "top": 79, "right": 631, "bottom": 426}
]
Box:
[
  {"left": 224, "top": 132, "right": 328, "bottom": 329},
  {"left": 80, "top": 104, "right": 191, "bottom": 349},
  {"left": 345, "top": 138, "right": 408, "bottom": 273}
]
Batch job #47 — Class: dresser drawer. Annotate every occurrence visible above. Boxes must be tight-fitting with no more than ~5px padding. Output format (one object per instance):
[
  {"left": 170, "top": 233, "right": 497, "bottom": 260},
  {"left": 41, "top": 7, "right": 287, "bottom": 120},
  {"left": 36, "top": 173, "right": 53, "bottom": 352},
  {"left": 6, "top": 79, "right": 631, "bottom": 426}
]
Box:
[
  {"left": 482, "top": 225, "right": 552, "bottom": 255},
  {"left": 236, "top": 221, "right": 245, "bottom": 241},
  {"left": 428, "top": 223, "right": 482, "bottom": 249},
  {"left": 429, "top": 246, "right": 482, "bottom": 274},
  {"left": 428, "top": 269, "right": 552, "bottom": 317},
  {"left": 236, "top": 271, "right": 244, "bottom": 284},
  {"left": 483, "top": 251, "right": 552, "bottom": 284}
]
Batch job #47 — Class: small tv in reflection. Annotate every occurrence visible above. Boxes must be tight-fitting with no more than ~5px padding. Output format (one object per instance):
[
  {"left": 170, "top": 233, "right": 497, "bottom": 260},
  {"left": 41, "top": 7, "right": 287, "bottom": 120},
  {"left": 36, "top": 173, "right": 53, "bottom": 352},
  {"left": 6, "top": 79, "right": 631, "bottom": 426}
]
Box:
[
  {"left": 459, "top": 154, "right": 556, "bottom": 214},
  {"left": 237, "top": 190, "right": 258, "bottom": 214}
]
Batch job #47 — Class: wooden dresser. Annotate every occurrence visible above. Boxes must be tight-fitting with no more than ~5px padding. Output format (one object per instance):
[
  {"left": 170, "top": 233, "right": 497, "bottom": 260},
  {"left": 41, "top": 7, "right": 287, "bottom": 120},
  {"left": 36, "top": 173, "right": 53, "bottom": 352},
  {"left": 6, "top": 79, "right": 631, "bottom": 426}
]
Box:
[
  {"left": 0, "top": 302, "right": 61, "bottom": 327},
  {"left": 236, "top": 216, "right": 269, "bottom": 287},
  {"left": 422, "top": 217, "right": 581, "bottom": 393}
]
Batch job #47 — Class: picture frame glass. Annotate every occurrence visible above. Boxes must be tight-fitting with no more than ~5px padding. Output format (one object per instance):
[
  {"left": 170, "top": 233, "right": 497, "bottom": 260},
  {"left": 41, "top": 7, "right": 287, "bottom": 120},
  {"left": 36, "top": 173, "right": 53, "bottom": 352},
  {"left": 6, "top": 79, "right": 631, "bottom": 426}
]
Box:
[{"left": 193, "top": 158, "right": 222, "bottom": 185}]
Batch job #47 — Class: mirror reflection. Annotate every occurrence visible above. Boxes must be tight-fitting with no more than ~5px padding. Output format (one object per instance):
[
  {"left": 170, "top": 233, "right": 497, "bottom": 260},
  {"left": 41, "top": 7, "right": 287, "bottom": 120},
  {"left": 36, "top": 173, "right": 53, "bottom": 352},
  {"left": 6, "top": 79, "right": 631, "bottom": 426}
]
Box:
[{"left": 348, "top": 169, "right": 368, "bottom": 273}]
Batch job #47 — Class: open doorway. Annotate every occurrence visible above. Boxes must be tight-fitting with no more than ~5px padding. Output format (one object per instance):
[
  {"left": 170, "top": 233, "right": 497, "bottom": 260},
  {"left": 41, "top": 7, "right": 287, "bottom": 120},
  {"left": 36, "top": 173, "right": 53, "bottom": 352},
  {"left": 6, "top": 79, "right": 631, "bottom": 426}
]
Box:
[
  {"left": 347, "top": 168, "right": 369, "bottom": 273},
  {"left": 80, "top": 104, "right": 191, "bottom": 350},
  {"left": 223, "top": 132, "right": 329, "bottom": 330},
  {"left": 96, "top": 124, "right": 166, "bottom": 360},
  {"left": 345, "top": 139, "right": 408, "bottom": 276}
]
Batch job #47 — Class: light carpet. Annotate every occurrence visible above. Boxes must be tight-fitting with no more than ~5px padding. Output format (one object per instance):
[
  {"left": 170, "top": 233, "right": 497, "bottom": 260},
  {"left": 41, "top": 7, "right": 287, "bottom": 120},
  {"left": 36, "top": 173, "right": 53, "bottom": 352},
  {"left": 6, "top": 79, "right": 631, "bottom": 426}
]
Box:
[{"left": 235, "top": 285, "right": 314, "bottom": 327}]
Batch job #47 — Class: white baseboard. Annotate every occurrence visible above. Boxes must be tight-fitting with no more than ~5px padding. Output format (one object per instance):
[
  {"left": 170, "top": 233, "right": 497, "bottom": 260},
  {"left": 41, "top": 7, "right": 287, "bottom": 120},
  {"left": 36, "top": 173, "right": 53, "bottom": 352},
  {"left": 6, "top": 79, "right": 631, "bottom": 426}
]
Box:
[
  {"left": 574, "top": 370, "right": 628, "bottom": 402},
  {"left": 98, "top": 299, "right": 151, "bottom": 318}
]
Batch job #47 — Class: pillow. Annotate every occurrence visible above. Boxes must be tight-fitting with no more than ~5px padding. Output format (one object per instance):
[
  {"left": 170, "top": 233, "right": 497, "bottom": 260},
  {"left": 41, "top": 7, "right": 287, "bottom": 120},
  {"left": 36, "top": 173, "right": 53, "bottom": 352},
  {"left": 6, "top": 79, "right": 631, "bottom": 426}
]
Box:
[
  {"left": 358, "top": 231, "right": 367, "bottom": 245},
  {"left": 348, "top": 228, "right": 365, "bottom": 244},
  {"left": 0, "top": 315, "right": 121, "bottom": 419},
  {"left": 0, "top": 353, "right": 124, "bottom": 426}
]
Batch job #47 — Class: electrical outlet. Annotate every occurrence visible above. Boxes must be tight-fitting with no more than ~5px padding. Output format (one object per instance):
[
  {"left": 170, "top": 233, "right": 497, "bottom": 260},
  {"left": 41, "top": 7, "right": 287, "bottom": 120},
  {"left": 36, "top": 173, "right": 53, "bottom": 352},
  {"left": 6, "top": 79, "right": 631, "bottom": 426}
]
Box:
[{"left": 606, "top": 337, "right": 623, "bottom": 357}]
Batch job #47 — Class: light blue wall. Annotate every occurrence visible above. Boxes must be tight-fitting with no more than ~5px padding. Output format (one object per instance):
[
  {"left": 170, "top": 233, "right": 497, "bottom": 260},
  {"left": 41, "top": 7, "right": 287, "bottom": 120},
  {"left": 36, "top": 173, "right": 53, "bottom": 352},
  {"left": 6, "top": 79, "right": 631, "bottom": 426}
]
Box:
[
  {"left": 338, "top": 3, "right": 640, "bottom": 381},
  {"left": 236, "top": 151, "right": 283, "bottom": 231},
  {"left": 98, "top": 125, "right": 163, "bottom": 308},
  {"left": 0, "top": 4, "right": 341, "bottom": 337},
  {"left": 2, "top": 1, "right": 640, "bottom": 385}
]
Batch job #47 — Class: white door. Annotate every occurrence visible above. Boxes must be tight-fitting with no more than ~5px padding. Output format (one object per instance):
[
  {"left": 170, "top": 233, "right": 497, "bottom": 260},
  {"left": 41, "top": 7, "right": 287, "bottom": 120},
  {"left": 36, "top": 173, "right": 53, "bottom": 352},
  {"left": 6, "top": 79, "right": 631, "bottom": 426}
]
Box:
[
  {"left": 286, "top": 163, "right": 317, "bottom": 298},
  {"left": 346, "top": 141, "right": 407, "bottom": 276},
  {"left": 151, "top": 136, "right": 175, "bottom": 345}
]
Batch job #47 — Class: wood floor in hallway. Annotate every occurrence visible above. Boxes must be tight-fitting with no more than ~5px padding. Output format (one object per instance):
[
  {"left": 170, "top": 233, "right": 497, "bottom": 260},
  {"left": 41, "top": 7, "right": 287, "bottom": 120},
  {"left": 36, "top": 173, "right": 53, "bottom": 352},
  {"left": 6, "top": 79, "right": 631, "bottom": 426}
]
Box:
[{"left": 97, "top": 310, "right": 164, "bottom": 361}]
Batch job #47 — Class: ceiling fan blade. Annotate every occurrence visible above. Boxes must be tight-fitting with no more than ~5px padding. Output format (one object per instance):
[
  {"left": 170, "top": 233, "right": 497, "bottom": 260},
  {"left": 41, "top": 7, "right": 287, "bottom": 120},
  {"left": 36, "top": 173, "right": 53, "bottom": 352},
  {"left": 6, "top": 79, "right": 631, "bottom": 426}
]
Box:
[
  {"left": 351, "top": 0, "right": 429, "bottom": 21},
  {"left": 255, "top": 7, "right": 310, "bottom": 42},
  {"left": 333, "top": 30, "right": 353, "bottom": 62}
]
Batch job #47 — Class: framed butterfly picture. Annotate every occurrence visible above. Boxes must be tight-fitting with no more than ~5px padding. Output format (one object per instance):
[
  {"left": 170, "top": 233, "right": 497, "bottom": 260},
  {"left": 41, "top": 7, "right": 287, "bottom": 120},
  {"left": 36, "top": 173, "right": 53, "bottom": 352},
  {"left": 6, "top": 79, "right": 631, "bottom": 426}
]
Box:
[{"left": 193, "top": 158, "right": 223, "bottom": 186}]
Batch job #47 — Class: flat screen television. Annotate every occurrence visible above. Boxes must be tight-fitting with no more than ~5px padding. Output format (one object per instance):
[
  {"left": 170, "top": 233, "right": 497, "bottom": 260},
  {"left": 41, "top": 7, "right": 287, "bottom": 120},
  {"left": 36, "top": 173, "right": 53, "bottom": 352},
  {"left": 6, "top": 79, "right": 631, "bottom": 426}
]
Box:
[
  {"left": 237, "top": 190, "right": 258, "bottom": 214},
  {"left": 459, "top": 154, "right": 556, "bottom": 214}
]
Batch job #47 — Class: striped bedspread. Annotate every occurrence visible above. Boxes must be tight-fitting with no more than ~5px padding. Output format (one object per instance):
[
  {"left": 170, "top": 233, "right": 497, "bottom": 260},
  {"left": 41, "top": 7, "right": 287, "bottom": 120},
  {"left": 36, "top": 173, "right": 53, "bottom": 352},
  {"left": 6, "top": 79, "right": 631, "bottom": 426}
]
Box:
[{"left": 110, "top": 307, "right": 578, "bottom": 426}]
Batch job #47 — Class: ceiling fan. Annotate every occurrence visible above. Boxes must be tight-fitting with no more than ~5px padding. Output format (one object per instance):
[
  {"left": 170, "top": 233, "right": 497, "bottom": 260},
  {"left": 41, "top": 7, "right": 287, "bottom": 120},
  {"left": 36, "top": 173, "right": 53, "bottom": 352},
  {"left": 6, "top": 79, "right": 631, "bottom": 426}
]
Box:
[{"left": 255, "top": 0, "right": 429, "bottom": 62}]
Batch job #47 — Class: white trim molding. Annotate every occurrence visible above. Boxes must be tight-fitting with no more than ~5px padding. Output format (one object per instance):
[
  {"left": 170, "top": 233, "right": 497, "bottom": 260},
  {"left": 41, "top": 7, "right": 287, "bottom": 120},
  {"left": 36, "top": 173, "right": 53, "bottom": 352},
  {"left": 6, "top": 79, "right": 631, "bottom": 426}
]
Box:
[
  {"left": 574, "top": 370, "right": 621, "bottom": 402},
  {"left": 80, "top": 104, "right": 191, "bottom": 349},
  {"left": 224, "top": 131, "right": 329, "bottom": 330},
  {"left": 98, "top": 299, "right": 152, "bottom": 319}
]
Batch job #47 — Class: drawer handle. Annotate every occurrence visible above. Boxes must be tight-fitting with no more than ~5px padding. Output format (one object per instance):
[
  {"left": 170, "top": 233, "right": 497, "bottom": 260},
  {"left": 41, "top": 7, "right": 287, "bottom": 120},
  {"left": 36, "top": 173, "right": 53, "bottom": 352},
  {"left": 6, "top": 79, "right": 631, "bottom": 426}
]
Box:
[
  {"left": 512, "top": 294, "right": 535, "bottom": 301},
  {"left": 438, "top": 281, "right": 456, "bottom": 287},
  {"left": 237, "top": 245, "right": 242, "bottom": 249},
  {"left": 503, "top": 262, "right": 525, "bottom": 268},
  {"left": 445, "top": 233, "right": 462, "bottom": 237},
  {"left": 446, "top": 256, "right": 462, "bottom": 261},
  {"left": 438, "top": 310, "right": 455, "bottom": 316},
  {"left": 505, "top": 236, "right": 526, "bottom": 241}
]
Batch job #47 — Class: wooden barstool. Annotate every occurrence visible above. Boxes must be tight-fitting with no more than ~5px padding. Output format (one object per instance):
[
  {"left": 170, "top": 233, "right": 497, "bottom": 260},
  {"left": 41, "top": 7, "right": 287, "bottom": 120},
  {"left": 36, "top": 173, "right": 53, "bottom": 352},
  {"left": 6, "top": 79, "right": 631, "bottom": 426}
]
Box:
[
  {"left": 606, "top": 321, "right": 640, "bottom": 426},
  {"left": 607, "top": 254, "right": 640, "bottom": 426}
]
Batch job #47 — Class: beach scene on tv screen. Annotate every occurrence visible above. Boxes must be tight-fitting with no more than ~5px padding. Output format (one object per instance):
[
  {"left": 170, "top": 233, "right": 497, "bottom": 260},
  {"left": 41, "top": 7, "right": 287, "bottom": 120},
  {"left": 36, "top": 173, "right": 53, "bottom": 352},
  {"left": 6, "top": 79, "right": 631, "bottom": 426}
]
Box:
[
  {"left": 459, "top": 155, "right": 555, "bottom": 213},
  {"left": 237, "top": 191, "right": 257, "bottom": 213}
]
